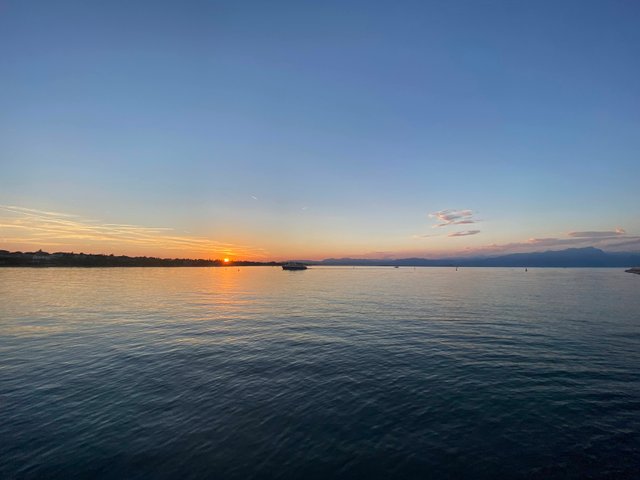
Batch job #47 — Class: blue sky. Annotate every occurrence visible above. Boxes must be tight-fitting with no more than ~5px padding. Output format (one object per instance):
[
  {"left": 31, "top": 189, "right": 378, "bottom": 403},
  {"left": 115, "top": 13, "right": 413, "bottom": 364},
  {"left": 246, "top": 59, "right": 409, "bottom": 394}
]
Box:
[{"left": 1, "top": 0, "right": 639, "bottom": 259}]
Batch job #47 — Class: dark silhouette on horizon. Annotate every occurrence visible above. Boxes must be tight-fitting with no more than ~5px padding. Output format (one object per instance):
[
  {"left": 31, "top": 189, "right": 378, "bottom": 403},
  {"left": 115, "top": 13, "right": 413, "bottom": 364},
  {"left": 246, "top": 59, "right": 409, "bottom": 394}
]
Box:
[
  {"left": 1, "top": 247, "right": 639, "bottom": 269},
  {"left": 0, "top": 250, "right": 281, "bottom": 268},
  {"left": 310, "top": 247, "right": 640, "bottom": 268}
]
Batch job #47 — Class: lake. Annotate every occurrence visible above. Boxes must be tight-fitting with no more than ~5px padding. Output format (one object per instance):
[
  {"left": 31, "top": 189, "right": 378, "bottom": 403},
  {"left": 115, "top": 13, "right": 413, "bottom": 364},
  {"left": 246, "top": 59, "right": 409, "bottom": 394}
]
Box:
[{"left": 1, "top": 267, "right": 639, "bottom": 479}]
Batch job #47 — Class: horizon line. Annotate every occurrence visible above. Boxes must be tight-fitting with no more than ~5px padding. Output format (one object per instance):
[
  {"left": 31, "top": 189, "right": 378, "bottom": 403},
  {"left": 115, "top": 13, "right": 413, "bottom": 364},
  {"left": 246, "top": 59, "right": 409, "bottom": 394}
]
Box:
[{"left": 2, "top": 245, "right": 640, "bottom": 263}]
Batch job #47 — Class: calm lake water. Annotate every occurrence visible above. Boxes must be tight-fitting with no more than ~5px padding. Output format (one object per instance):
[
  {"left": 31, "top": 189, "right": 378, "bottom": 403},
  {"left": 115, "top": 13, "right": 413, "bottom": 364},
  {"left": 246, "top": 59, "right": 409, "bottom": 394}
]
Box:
[{"left": 1, "top": 267, "right": 639, "bottom": 479}]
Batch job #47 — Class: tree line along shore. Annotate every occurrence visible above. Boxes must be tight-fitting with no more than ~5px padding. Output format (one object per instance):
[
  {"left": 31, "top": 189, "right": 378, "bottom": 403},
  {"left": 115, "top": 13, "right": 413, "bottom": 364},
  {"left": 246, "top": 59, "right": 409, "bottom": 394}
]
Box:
[{"left": 0, "top": 250, "right": 280, "bottom": 267}]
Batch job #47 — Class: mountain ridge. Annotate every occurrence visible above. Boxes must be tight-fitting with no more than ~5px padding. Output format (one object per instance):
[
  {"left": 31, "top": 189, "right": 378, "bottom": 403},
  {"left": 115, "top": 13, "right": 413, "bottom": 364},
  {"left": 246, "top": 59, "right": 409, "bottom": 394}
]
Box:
[{"left": 311, "top": 247, "right": 640, "bottom": 268}]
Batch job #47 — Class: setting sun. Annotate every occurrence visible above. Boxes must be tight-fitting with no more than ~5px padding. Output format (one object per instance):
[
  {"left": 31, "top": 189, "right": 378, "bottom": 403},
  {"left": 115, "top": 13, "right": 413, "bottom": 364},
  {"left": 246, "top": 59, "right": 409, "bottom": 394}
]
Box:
[{"left": 223, "top": 258, "right": 230, "bottom": 263}]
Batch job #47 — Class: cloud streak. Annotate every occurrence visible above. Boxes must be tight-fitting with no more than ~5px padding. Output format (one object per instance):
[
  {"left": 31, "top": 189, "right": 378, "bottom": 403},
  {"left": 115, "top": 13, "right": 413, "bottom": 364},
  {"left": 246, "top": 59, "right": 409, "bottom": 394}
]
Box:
[
  {"left": 568, "top": 228, "right": 626, "bottom": 238},
  {"left": 448, "top": 230, "right": 481, "bottom": 237},
  {"left": 411, "top": 233, "right": 438, "bottom": 239}
]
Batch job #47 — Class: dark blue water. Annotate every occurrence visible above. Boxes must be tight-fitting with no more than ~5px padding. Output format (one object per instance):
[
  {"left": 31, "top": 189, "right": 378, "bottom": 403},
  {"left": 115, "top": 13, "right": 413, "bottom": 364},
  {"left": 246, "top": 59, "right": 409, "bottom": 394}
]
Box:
[{"left": 1, "top": 267, "right": 639, "bottom": 479}]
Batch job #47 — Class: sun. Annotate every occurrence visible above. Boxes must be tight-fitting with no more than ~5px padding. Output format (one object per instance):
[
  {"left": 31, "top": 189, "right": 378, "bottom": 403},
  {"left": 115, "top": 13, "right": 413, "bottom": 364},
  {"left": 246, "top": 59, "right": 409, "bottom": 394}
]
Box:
[{"left": 223, "top": 258, "right": 230, "bottom": 263}]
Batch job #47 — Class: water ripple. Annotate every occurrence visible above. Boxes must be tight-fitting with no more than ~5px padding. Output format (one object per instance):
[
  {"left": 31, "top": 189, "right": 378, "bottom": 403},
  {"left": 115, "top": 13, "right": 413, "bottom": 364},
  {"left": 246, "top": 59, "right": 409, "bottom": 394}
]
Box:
[{"left": 1, "top": 267, "right": 639, "bottom": 479}]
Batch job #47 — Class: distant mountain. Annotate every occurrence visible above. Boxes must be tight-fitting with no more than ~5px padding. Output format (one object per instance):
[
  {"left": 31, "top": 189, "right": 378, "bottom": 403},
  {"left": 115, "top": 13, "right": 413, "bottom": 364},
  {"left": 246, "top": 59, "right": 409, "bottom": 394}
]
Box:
[{"left": 318, "top": 247, "right": 640, "bottom": 268}]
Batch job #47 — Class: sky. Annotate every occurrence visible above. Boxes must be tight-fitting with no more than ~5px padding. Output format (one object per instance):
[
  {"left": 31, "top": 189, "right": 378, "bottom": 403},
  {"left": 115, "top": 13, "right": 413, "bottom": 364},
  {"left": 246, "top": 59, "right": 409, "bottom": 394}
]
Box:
[{"left": 1, "top": 0, "right": 639, "bottom": 260}]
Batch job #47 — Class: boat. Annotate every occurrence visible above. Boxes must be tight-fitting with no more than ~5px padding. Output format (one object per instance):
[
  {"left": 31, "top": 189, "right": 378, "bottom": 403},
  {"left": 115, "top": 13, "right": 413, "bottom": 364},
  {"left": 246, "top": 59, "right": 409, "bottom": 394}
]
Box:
[{"left": 282, "top": 262, "right": 307, "bottom": 271}]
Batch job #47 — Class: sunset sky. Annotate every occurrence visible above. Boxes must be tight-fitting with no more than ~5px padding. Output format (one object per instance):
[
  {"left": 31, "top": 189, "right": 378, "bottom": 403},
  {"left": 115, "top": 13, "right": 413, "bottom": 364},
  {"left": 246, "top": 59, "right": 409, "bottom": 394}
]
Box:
[{"left": 2, "top": 0, "right": 639, "bottom": 260}]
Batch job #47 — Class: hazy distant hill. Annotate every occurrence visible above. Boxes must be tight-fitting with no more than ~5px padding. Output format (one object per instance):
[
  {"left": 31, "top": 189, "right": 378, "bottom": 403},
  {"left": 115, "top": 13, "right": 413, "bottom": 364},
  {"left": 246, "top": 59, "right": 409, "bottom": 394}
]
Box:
[{"left": 318, "top": 247, "right": 640, "bottom": 268}]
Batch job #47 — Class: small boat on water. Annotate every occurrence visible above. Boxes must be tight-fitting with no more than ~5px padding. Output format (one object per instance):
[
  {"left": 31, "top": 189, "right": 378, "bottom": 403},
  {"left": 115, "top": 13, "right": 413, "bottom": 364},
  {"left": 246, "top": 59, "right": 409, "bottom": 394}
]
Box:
[{"left": 282, "top": 262, "right": 307, "bottom": 271}]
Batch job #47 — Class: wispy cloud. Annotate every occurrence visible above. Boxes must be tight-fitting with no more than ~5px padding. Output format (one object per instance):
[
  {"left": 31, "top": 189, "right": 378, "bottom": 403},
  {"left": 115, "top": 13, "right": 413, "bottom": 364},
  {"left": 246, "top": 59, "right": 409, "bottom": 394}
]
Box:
[
  {"left": 411, "top": 233, "right": 438, "bottom": 239},
  {"left": 2, "top": 206, "right": 79, "bottom": 218},
  {"left": 602, "top": 237, "right": 640, "bottom": 250},
  {"left": 464, "top": 228, "right": 639, "bottom": 255},
  {"left": 429, "top": 209, "right": 477, "bottom": 228},
  {"left": 568, "top": 228, "right": 626, "bottom": 238},
  {"left": 0, "top": 205, "right": 267, "bottom": 259},
  {"left": 448, "top": 230, "right": 481, "bottom": 237}
]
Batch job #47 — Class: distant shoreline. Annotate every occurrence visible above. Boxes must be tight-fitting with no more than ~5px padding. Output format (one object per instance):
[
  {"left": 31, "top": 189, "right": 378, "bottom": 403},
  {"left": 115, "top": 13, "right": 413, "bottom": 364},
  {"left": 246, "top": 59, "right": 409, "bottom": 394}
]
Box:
[
  {"left": 2, "top": 248, "right": 640, "bottom": 269},
  {"left": 0, "top": 250, "right": 281, "bottom": 268}
]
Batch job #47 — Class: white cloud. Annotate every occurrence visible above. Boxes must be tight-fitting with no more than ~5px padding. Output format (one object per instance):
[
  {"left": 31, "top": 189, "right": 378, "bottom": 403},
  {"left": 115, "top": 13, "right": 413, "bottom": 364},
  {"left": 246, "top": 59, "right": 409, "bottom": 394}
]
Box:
[{"left": 429, "top": 209, "right": 477, "bottom": 228}]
